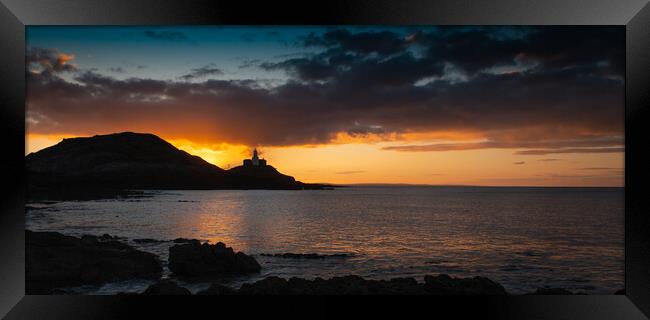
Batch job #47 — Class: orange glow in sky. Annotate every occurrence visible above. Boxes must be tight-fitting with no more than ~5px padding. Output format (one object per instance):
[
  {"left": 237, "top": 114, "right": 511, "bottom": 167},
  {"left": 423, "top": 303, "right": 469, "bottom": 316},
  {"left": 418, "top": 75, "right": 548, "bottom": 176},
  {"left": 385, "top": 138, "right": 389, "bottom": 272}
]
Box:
[{"left": 26, "top": 132, "right": 624, "bottom": 187}]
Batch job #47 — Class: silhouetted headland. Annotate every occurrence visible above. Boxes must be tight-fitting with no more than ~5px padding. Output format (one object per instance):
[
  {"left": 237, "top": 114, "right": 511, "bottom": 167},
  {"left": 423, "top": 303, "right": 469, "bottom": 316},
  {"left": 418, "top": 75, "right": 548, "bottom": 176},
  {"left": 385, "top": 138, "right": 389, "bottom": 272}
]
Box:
[{"left": 26, "top": 132, "right": 332, "bottom": 200}]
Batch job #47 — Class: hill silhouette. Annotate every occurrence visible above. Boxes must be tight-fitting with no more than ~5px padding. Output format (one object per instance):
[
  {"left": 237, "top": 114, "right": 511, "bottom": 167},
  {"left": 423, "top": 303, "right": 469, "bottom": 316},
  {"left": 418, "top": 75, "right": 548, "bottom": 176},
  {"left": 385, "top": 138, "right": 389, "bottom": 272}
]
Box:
[{"left": 26, "top": 132, "right": 329, "bottom": 199}]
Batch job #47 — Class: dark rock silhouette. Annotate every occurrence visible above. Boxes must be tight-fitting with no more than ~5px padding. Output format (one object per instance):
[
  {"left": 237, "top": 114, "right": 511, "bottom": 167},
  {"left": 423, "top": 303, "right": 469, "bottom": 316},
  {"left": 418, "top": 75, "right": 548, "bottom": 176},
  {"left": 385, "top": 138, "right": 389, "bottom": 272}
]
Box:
[
  {"left": 172, "top": 238, "right": 202, "bottom": 244},
  {"left": 26, "top": 132, "right": 226, "bottom": 190},
  {"left": 133, "top": 238, "right": 167, "bottom": 244},
  {"left": 26, "top": 132, "right": 330, "bottom": 200},
  {"left": 128, "top": 275, "right": 595, "bottom": 296},
  {"left": 423, "top": 274, "right": 508, "bottom": 295},
  {"left": 260, "top": 252, "right": 351, "bottom": 259},
  {"left": 26, "top": 230, "right": 162, "bottom": 294},
  {"left": 136, "top": 276, "right": 594, "bottom": 296},
  {"left": 196, "top": 283, "right": 238, "bottom": 295},
  {"left": 200, "top": 274, "right": 507, "bottom": 295},
  {"left": 169, "top": 241, "right": 261, "bottom": 277},
  {"left": 530, "top": 287, "right": 575, "bottom": 295},
  {"left": 226, "top": 164, "right": 298, "bottom": 189},
  {"left": 99, "top": 234, "right": 124, "bottom": 241},
  {"left": 141, "top": 280, "right": 191, "bottom": 295}
]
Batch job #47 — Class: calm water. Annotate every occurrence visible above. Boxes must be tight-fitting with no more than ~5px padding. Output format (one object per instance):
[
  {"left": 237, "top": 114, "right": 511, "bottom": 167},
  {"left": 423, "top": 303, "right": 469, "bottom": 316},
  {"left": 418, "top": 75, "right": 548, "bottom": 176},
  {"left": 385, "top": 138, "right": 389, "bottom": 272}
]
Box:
[{"left": 26, "top": 186, "right": 624, "bottom": 294}]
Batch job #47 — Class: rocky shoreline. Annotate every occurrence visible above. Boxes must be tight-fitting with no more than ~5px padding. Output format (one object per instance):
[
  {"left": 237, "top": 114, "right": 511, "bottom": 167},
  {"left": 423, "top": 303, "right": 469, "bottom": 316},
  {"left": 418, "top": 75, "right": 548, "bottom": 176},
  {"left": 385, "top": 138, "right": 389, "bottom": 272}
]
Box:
[
  {"left": 139, "top": 274, "right": 507, "bottom": 295},
  {"left": 26, "top": 230, "right": 162, "bottom": 294},
  {"left": 26, "top": 230, "right": 620, "bottom": 295},
  {"left": 169, "top": 240, "right": 261, "bottom": 277}
]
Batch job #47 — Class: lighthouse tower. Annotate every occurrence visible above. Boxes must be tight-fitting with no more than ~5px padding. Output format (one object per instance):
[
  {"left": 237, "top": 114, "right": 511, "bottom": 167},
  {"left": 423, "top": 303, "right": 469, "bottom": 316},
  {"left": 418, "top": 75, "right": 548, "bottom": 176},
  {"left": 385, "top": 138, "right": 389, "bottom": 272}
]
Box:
[
  {"left": 243, "top": 148, "right": 267, "bottom": 167},
  {"left": 252, "top": 148, "right": 260, "bottom": 166}
]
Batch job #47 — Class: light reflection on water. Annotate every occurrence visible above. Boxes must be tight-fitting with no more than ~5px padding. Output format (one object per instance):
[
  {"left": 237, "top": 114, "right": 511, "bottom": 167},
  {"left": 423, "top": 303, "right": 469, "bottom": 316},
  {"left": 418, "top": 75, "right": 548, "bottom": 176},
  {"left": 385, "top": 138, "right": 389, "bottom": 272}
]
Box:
[{"left": 26, "top": 186, "right": 624, "bottom": 294}]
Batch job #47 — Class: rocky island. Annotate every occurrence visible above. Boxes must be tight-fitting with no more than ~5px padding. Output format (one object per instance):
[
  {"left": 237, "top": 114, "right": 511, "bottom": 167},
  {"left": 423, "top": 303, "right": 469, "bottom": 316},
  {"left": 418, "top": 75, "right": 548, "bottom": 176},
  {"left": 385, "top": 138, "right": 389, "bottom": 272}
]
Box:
[{"left": 26, "top": 132, "right": 331, "bottom": 200}]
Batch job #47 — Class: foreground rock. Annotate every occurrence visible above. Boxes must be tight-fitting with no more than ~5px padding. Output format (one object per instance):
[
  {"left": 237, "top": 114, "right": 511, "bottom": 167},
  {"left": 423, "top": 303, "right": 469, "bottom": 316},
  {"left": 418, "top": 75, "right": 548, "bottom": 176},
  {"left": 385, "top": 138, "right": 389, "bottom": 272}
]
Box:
[
  {"left": 260, "top": 253, "right": 351, "bottom": 259},
  {"left": 146, "top": 276, "right": 587, "bottom": 296},
  {"left": 142, "top": 280, "right": 191, "bottom": 295},
  {"left": 26, "top": 230, "right": 162, "bottom": 294},
  {"left": 192, "top": 274, "right": 508, "bottom": 295},
  {"left": 196, "top": 283, "right": 238, "bottom": 295},
  {"left": 423, "top": 274, "right": 508, "bottom": 295},
  {"left": 133, "top": 238, "right": 167, "bottom": 244},
  {"left": 169, "top": 241, "right": 261, "bottom": 277},
  {"left": 141, "top": 276, "right": 595, "bottom": 295},
  {"left": 173, "top": 238, "right": 202, "bottom": 244},
  {"left": 530, "top": 287, "right": 575, "bottom": 295}
]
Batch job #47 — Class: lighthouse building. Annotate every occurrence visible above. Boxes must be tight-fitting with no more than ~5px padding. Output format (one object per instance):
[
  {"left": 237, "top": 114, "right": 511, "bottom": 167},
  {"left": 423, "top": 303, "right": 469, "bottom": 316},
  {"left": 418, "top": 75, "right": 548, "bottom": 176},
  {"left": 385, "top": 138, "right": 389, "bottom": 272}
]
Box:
[{"left": 243, "top": 148, "right": 267, "bottom": 167}]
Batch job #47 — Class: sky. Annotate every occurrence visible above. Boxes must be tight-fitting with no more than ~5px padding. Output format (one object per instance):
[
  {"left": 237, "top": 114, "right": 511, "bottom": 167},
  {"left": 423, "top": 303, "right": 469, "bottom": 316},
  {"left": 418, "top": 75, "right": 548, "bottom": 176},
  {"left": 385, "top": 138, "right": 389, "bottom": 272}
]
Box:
[{"left": 25, "top": 26, "right": 624, "bottom": 186}]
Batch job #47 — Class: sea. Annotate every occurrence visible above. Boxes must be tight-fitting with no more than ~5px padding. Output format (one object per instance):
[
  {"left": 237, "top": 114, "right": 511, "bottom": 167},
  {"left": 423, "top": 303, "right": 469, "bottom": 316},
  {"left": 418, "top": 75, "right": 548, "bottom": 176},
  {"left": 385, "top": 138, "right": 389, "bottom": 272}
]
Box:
[{"left": 25, "top": 186, "right": 624, "bottom": 295}]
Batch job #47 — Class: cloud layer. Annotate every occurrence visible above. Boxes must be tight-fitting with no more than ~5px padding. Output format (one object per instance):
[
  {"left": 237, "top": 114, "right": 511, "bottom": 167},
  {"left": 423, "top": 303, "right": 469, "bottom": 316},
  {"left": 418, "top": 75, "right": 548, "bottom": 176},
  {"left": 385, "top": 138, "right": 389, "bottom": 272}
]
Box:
[
  {"left": 26, "top": 27, "right": 624, "bottom": 153},
  {"left": 179, "top": 64, "right": 224, "bottom": 81},
  {"left": 26, "top": 47, "right": 77, "bottom": 76}
]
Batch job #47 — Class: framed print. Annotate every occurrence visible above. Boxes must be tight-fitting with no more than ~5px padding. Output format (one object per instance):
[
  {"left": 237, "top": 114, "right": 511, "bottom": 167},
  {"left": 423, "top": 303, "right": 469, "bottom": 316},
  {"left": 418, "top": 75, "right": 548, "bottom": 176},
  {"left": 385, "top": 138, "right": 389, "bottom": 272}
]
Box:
[{"left": 1, "top": 0, "right": 649, "bottom": 319}]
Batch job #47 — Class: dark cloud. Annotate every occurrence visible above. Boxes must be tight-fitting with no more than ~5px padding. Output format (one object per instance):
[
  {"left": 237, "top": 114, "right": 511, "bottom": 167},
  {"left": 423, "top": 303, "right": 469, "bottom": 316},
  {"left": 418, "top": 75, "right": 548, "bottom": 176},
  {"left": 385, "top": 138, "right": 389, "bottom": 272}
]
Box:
[
  {"left": 280, "top": 27, "right": 623, "bottom": 84},
  {"left": 413, "top": 26, "right": 623, "bottom": 76},
  {"left": 239, "top": 59, "right": 261, "bottom": 69},
  {"left": 26, "top": 27, "right": 624, "bottom": 151},
  {"left": 261, "top": 58, "right": 338, "bottom": 81},
  {"left": 538, "top": 159, "right": 561, "bottom": 162},
  {"left": 301, "top": 29, "right": 410, "bottom": 55},
  {"left": 383, "top": 137, "right": 622, "bottom": 153},
  {"left": 179, "top": 64, "right": 224, "bottom": 81},
  {"left": 513, "top": 161, "right": 525, "bottom": 165},
  {"left": 346, "top": 123, "right": 386, "bottom": 137},
  {"left": 26, "top": 47, "right": 77, "bottom": 76}
]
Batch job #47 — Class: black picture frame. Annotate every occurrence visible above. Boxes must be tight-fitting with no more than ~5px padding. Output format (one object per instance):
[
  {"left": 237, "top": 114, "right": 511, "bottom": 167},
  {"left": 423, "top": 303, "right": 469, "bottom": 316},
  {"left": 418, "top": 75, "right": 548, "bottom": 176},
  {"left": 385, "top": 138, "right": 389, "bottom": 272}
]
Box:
[{"left": 1, "top": 0, "right": 649, "bottom": 318}]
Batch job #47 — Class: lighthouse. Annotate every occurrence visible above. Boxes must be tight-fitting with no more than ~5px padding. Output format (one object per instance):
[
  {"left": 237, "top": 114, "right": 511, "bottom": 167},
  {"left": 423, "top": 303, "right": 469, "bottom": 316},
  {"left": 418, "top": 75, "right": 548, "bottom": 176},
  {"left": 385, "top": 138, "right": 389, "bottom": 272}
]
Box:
[
  {"left": 243, "top": 148, "right": 267, "bottom": 167},
  {"left": 252, "top": 148, "right": 260, "bottom": 166}
]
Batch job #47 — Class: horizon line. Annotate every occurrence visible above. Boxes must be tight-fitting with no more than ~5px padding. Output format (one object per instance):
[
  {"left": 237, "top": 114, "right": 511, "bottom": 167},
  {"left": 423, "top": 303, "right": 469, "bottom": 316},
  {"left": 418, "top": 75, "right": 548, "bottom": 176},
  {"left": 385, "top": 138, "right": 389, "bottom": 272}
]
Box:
[
  {"left": 320, "top": 183, "right": 624, "bottom": 188},
  {"left": 26, "top": 132, "right": 625, "bottom": 189}
]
